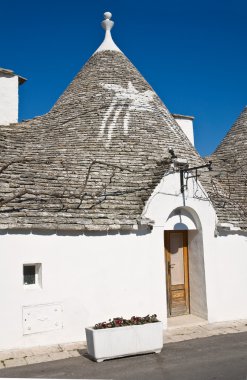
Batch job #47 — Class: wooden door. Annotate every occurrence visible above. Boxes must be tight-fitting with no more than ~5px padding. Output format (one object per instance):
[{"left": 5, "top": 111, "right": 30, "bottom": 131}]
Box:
[{"left": 165, "top": 231, "right": 190, "bottom": 317}]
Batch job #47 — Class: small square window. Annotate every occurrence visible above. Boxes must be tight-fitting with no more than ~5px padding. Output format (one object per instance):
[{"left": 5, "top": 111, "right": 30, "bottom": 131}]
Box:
[
  {"left": 23, "top": 265, "right": 35, "bottom": 285},
  {"left": 23, "top": 264, "right": 42, "bottom": 288}
]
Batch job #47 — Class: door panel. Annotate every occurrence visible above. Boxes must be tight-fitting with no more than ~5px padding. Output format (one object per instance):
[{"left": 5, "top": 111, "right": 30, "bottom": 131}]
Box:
[
  {"left": 165, "top": 231, "right": 190, "bottom": 317},
  {"left": 170, "top": 233, "right": 184, "bottom": 285}
]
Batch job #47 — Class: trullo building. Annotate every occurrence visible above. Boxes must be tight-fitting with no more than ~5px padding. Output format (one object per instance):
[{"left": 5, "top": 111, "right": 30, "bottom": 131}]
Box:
[{"left": 0, "top": 12, "right": 246, "bottom": 350}]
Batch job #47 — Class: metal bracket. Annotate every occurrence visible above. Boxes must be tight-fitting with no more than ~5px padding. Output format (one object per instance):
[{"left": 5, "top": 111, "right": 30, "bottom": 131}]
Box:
[{"left": 180, "top": 161, "right": 212, "bottom": 193}]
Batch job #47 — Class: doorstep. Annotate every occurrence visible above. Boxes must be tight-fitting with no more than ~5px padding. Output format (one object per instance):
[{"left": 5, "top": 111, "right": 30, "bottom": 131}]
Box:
[
  {"left": 164, "top": 315, "right": 247, "bottom": 343},
  {"left": 167, "top": 314, "right": 208, "bottom": 329}
]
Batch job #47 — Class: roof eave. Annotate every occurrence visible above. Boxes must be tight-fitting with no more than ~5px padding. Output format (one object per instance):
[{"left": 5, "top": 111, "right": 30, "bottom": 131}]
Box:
[{"left": 0, "top": 67, "right": 27, "bottom": 85}]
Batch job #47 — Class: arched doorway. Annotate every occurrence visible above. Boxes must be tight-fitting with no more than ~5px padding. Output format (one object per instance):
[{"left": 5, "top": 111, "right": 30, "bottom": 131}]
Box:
[{"left": 164, "top": 207, "right": 208, "bottom": 319}]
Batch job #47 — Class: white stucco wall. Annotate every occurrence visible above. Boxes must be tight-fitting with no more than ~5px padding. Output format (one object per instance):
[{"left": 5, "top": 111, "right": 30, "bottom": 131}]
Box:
[
  {"left": 1, "top": 171, "right": 247, "bottom": 350},
  {"left": 0, "top": 230, "right": 167, "bottom": 350},
  {"left": 0, "top": 74, "right": 19, "bottom": 125},
  {"left": 174, "top": 117, "right": 194, "bottom": 146},
  {"left": 206, "top": 232, "right": 247, "bottom": 322}
]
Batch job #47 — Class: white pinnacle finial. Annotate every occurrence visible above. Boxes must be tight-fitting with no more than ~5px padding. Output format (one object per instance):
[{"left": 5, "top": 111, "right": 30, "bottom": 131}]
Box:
[
  {"left": 103, "top": 12, "right": 112, "bottom": 23},
  {"left": 101, "top": 12, "right": 114, "bottom": 32},
  {"left": 104, "top": 12, "right": 112, "bottom": 19},
  {"left": 94, "top": 11, "right": 121, "bottom": 54}
]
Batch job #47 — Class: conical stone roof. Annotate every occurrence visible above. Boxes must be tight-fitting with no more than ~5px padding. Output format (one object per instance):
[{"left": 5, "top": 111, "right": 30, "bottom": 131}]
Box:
[
  {"left": 208, "top": 106, "right": 247, "bottom": 230},
  {"left": 0, "top": 13, "right": 206, "bottom": 232},
  {"left": 213, "top": 106, "right": 247, "bottom": 163}
]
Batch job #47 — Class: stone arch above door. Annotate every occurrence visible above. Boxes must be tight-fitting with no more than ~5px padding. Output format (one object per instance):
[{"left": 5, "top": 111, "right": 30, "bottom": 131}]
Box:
[{"left": 164, "top": 206, "right": 202, "bottom": 231}]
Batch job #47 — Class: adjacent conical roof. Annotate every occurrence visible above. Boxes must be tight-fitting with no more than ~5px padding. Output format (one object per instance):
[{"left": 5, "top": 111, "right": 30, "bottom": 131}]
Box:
[
  {"left": 213, "top": 105, "right": 247, "bottom": 163},
  {"left": 208, "top": 106, "right": 247, "bottom": 230},
  {"left": 0, "top": 12, "right": 209, "bottom": 232}
]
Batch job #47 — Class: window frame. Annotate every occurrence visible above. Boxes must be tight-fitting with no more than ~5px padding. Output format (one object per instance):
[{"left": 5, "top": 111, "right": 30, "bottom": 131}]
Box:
[{"left": 23, "top": 263, "right": 42, "bottom": 289}]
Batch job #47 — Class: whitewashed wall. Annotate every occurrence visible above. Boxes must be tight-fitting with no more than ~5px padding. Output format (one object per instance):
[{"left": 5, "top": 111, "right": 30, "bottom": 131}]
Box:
[
  {"left": 0, "top": 230, "right": 167, "bottom": 350},
  {"left": 206, "top": 232, "right": 247, "bottom": 322},
  {"left": 173, "top": 116, "right": 194, "bottom": 146},
  {"left": 0, "top": 74, "right": 19, "bottom": 125},
  {"left": 0, "top": 172, "right": 246, "bottom": 350}
]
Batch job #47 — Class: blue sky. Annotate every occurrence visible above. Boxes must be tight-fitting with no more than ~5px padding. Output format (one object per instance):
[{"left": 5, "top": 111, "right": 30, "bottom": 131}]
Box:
[{"left": 1, "top": 0, "right": 246, "bottom": 156}]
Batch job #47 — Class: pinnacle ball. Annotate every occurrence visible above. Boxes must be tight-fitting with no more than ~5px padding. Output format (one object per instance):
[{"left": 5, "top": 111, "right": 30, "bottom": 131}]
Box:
[{"left": 104, "top": 12, "right": 112, "bottom": 20}]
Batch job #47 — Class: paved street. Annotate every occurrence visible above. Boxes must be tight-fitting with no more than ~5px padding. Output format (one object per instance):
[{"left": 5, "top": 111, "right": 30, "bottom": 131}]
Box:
[{"left": 1, "top": 332, "right": 247, "bottom": 380}]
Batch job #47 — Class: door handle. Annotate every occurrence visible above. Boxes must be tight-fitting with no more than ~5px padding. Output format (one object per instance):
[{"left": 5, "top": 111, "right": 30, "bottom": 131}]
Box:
[{"left": 168, "top": 263, "right": 175, "bottom": 273}]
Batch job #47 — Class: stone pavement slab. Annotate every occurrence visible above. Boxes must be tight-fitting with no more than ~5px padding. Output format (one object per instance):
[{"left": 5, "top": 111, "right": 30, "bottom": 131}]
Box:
[
  {"left": 67, "top": 350, "right": 81, "bottom": 358},
  {"left": 59, "top": 342, "right": 86, "bottom": 351},
  {"left": 48, "top": 351, "right": 71, "bottom": 361},
  {"left": 30, "top": 344, "right": 62, "bottom": 355},
  {"left": 25, "top": 354, "right": 53, "bottom": 365},
  {"left": 4, "top": 358, "right": 28, "bottom": 368},
  {"left": 0, "top": 351, "right": 15, "bottom": 361}
]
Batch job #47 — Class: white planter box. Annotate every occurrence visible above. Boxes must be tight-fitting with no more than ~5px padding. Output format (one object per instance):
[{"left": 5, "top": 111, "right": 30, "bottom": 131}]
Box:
[{"left": 85, "top": 321, "right": 163, "bottom": 362}]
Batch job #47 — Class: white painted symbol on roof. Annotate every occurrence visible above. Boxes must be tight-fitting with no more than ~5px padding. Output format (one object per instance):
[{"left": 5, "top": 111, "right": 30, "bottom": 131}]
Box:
[{"left": 99, "top": 81, "right": 155, "bottom": 142}]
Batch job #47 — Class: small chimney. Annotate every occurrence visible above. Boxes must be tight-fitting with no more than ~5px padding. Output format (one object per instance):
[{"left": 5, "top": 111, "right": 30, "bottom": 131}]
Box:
[
  {"left": 172, "top": 113, "right": 195, "bottom": 146},
  {"left": 0, "top": 68, "right": 27, "bottom": 125}
]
